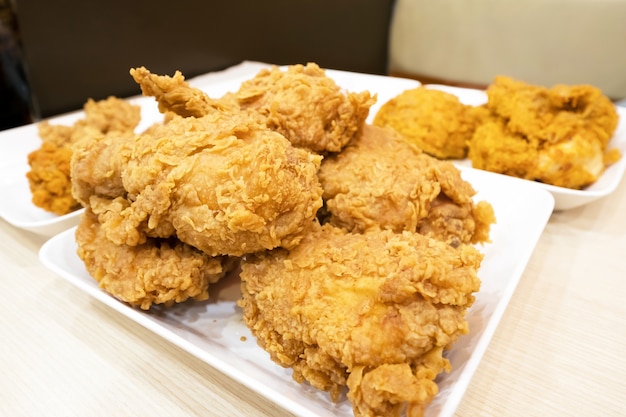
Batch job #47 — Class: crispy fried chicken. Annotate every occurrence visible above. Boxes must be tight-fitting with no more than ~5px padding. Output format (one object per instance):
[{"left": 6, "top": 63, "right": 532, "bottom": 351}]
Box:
[{"left": 239, "top": 222, "right": 483, "bottom": 417}]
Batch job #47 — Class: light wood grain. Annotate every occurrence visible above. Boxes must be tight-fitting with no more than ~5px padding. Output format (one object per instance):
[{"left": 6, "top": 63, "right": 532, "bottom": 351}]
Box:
[{"left": 1, "top": 63, "right": 625, "bottom": 417}]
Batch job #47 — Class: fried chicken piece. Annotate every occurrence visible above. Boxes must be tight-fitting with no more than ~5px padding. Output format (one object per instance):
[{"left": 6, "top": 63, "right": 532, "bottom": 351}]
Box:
[
  {"left": 239, "top": 223, "right": 483, "bottom": 417},
  {"left": 468, "top": 120, "right": 539, "bottom": 181},
  {"left": 318, "top": 124, "right": 494, "bottom": 247},
  {"left": 487, "top": 76, "right": 618, "bottom": 146},
  {"left": 71, "top": 129, "right": 135, "bottom": 207},
  {"left": 469, "top": 75, "right": 620, "bottom": 189},
  {"left": 27, "top": 140, "right": 78, "bottom": 215},
  {"left": 130, "top": 66, "right": 237, "bottom": 118},
  {"left": 373, "top": 87, "right": 483, "bottom": 159},
  {"left": 76, "top": 207, "right": 232, "bottom": 310},
  {"left": 26, "top": 97, "right": 141, "bottom": 214},
  {"left": 87, "top": 110, "right": 323, "bottom": 257},
  {"left": 235, "top": 63, "right": 375, "bottom": 153}
]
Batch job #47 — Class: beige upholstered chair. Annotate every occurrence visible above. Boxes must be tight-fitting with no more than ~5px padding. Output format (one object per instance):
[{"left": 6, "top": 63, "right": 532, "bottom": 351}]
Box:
[{"left": 388, "top": 0, "right": 626, "bottom": 100}]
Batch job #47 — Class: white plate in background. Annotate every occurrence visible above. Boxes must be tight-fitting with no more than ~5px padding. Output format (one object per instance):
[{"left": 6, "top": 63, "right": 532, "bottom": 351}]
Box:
[
  {"left": 423, "top": 84, "right": 626, "bottom": 211},
  {"left": 0, "top": 161, "right": 83, "bottom": 237},
  {"left": 0, "top": 95, "right": 163, "bottom": 236},
  {"left": 39, "top": 167, "right": 554, "bottom": 417}
]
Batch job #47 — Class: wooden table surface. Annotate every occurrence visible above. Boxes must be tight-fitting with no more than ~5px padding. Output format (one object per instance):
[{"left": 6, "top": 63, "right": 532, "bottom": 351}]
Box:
[{"left": 1, "top": 62, "right": 625, "bottom": 417}]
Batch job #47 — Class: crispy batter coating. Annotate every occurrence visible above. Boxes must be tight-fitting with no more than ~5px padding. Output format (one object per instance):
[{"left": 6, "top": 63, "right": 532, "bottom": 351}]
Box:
[
  {"left": 469, "top": 76, "right": 620, "bottom": 189},
  {"left": 71, "top": 129, "right": 135, "bottom": 207},
  {"left": 65, "top": 65, "right": 497, "bottom": 415},
  {"left": 83, "top": 110, "right": 323, "bottom": 257},
  {"left": 318, "top": 125, "right": 494, "bottom": 247},
  {"left": 239, "top": 223, "right": 483, "bottom": 417},
  {"left": 235, "top": 63, "right": 375, "bottom": 153},
  {"left": 76, "top": 207, "right": 232, "bottom": 310},
  {"left": 373, "top": 87, "right": 482, "bottom": 159},
  {"left": 27, "top": 97, "right": 141, "bottom": 215},
  {"left": 27, "top": 141, "right": 78, "bottom": 215},
  {"left": 487, "top": 76, "right": 618, "bottom": 146},
  {"left": 130, "top": 66, "right": 236, "bottom": 117}
]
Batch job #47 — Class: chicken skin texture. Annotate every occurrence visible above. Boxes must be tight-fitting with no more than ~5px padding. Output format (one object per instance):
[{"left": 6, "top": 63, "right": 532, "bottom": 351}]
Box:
[
  {"left": 71, "top": 128, "right": 138, "bottom": 207},
  {"left": 235, "top": 63, "right": 375, "bottom": 153},
  {"left": 318, "top": 125, "right": 494, "bottom": 247},
  {"left": 373, "top": 87, "right": 483, "bottom": 159},
  {"left": 72, "top": 66, "right": 234, "bottom": 208},
  {"left": 27, "top": 96, "right": 141, "bottom": 214},
  {"left": 82, "top": 110, "right": 323, "bottom": 257},
  {"left": 76, "top": 207, "right": 232, "bottom": 310},
  {"left": 239, "top": 223, "right": 483, "bottom": 417},
  {"left": 130, "top": 66, "right": 237, "bottom": 118},
  {"left": 130, "top": 64, "right": 374, "bottom": 154},
  {"left": 469, "top": 76, "right": 620, "bottom": 189}
]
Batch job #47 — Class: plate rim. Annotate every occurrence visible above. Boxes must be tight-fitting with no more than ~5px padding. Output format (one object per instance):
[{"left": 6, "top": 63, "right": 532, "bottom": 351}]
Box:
[{"left": 38, "top": 166, "right": 555, "bottom": 417}]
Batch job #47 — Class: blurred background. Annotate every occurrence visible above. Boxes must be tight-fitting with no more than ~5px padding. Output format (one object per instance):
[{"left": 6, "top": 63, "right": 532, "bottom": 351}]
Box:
[
  {"left": 1, "top": 0, "right": 625, "bottom": 130},
  {"left": 6, "top": 0, "right": 395, "bottom": 121},
  {"left": 388, "top": 0, "right": 626, "bottom": 102},
  {"left": 1, "top": 0, "right": 38, "bottom": 129}
]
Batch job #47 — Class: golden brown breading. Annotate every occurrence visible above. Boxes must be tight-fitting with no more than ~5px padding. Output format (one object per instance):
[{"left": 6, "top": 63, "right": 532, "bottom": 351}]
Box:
[
  {"left": 468, "top": 120, "right": 539, "bottom": 181},
  {"left": 469, "top": 75, "right": 621, "bottom": 189},
  {"left": 239, "top": 223, "right": 483, "bottom": 417},
  {"left": 318, "top": 124, "right": 494, "bottom": 247},
  {"left": 487, "top": 76, "right": 618, "bottom": 146},
  {"left": 76, "top": 207, "right": 232, "bottom": 310},
  {"left": 373, "top": 87, "right": 483, "bottom": 159},
  {"left": 88, "top": 110, "right": 323, "bottom": 257},
  {"left": 26, "top": 97, "right": 141, "bottom": 215},
  {"left": 80, "top": 95, "right": 144, "bottom": 133},
  {"left": 235, "top": 63, "right": 375, "bottom": 153},
  {"left": 26, "top": 141, "right": 79, "bottom": 215},
  {"left": 130, "top": 66, "right": 236, "bottom": 117},
  {"left": 71, "top": 129, "right": 136, "bottom": 207}
]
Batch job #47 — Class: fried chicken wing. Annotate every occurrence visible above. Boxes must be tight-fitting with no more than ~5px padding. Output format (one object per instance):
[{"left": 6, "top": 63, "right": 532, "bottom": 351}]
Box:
[
  {"left": 318, "top": 124, "right": 494, "bottom": 246},
  {"left": 469, "top": 75, "right": 620, "bottom": 189},
  {"left": 76, "top": 207, "right": 232, "bottom": 310},
  {"left": 235, "top": 63, "right": 375, "bottom": 153},
  {"left": 373, "top": 87, "right": 483, "bottom": 159},
  {"left": 26, "top": 97, "right": 141, "bottom": 215},
  {"left": 130, "top": 66, "right": 236, "bottom": 118},
  {"left": 239, "top": 223, "right": 483, "bottom": 417}
]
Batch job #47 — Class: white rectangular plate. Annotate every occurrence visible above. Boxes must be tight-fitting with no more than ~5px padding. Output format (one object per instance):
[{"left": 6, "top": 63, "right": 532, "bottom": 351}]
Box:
[
  {"left": 39, "top": 166, "right": 554, "bottom": 417},
  {"left": 423, "top": 84, "right": 626, "bottom": 211}
]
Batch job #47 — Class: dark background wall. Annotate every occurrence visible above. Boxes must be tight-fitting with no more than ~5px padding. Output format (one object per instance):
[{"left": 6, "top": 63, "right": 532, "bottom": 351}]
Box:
[{"left": 15, "top": 0, "right": 396, "bottom": 118}]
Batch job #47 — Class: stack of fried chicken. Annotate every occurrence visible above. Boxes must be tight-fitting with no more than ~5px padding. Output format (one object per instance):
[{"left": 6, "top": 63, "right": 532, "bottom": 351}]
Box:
[
  {"left": 60, "top": 63, "right": 496, "bottom": 417},
  {"left": 27, "top": 66, "right": 621, "bottom": 221}
]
